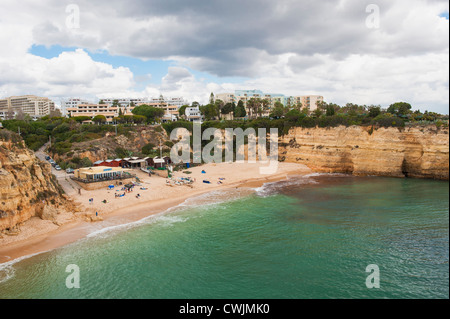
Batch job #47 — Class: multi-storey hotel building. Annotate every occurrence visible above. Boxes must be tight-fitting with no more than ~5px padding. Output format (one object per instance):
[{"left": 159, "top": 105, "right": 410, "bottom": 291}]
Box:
[
  {"left": 0, "top": 95, "right": 55, "bottom": 119},
  {"left": 67, "top": 104, "right": 121, "bottom": 123},
  {"left": 215, "top": 90, "right": 324, "bottom": 114}
]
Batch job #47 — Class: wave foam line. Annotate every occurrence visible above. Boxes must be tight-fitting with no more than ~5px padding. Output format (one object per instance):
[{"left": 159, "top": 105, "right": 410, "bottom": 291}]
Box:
[{"left": 0, "top": 250, "right": 52, "bottom": 284}]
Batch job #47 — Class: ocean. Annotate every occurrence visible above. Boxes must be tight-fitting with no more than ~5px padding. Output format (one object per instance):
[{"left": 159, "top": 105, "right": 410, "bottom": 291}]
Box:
[{"left": 0, "top": 174, "right": 448, "bottom": 299}]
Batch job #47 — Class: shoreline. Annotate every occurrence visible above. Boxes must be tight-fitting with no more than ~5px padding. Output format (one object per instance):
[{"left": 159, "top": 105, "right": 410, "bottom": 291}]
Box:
[{"left": 0, "top": 162, "right": 311, "bottom": 265}]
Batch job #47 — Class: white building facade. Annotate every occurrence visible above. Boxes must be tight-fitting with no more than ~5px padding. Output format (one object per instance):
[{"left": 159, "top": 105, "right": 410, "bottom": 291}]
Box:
[
  {"left": 185, "top": 107, "right": 203, "bottom": 123},
  {"left": 215, "top": 90, "right": 324, "bottom": 114},
  {"left": 0, "top": 95, "right": 55, "bottom": 120}
]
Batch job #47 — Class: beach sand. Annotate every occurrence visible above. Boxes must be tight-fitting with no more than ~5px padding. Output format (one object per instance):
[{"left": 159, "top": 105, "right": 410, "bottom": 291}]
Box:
[{"left": 0, "top": 162, "right": 311, "bottom": 264}]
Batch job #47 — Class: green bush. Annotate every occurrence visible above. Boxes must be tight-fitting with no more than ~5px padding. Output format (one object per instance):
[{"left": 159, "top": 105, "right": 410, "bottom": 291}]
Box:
[
  {"left": 52, "top": 141, "right": 72, "bottom": 155},
  {"left": 142, "top": 143, "right": 156, "bottom": 155},
  {"left": 371, "top": 115, "right": 405, "bottom": 128},
  {"left": 299, "top": 117, "right": 317, "bottom": 128},
  {"left": 164, "top": 141, "right": 174, "bottom": 148},
  {"left": 80, "top": 157, "right": 93, "bottom": 167}
]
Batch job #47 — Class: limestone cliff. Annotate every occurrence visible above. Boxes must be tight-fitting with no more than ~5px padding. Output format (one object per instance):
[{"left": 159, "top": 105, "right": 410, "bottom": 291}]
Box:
[
  {"left": 279, "top": 125, "right": 449, "bottom": 180},
  {"left": 0, "top": 132, "right": 73, "bottom": 232}
]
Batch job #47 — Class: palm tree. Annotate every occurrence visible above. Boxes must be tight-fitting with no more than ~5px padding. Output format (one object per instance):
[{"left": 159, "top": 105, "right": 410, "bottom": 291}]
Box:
[
  {"left": 247, "top": 98, "right": 260, "bottom": 119},
  {"left": 260, "top": 99, "right": 270, "bottom": 117}
]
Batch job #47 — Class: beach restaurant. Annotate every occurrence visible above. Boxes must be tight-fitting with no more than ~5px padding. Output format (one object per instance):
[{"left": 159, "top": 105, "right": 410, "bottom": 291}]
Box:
[{"left": 73, "top": 166, "right": 132, "bottom": 182}]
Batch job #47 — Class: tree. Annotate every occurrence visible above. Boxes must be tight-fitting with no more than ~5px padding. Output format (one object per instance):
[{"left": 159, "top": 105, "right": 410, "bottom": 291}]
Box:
[
  {"left": 179, "top": 105, "right": 189, "bottom": 117},
  {"left": 200, "top": 103, "right": 218, "bottom": 121},
  {"left": 343, "top": 103, "right": 365, "bottom": 116},
  {"left": 234, "top": 100, "right": 246, "bottom": 118},
  {"left": 49, "top": 109, "right": 62, "bottom": 118},
  {"left": 111, "top": 100, "right": 120, "bottom": 107},
  {"left": 80, "top": 157, "right": 93, "bottom": 168},
  {"left": 247, "top": 98, "right": 259, "bottom": 119},
  {"left": 285, "top": 109, "right": 306, "bottom": 123},
  {"left": 118, "top": 107, "right": 123, "bottom": 116},
  {"left": 159, "top": 94, "right": 166, "bottom": 108},
  {"left": 315, "top": 100, "right": 325, "bottom": 111},
  {"left": 132, "top": 104, "right": 165, "bottom": 123},
  {"left": 221, "top": 102, "right": 235, "bottom": 115},
  {"left": 260, "top": 99, "right": 270, "bottom": 117},
  {"left": 368, "top": 106, "right": 381, "bottom": 118},
  {"left": 93, "top": 115, "right": 107, "bottom": 124},
  {"left": 214, "top": 99, "right": 224, "bottom": 117},
  {"left": 294, "top": 102, "right": 303, "bottom": 112},
  {"left": 132, "top": 115, "right": 146, "bottom": 124},
  {"left": 73, "top": 116, "right": 92, "bottom": 123},
  {"left": 270, "top": 101, "right": 287, "bottom": 119},
  {"left": 99, "top": 100, "right": 105, "bottom": 104},
  {"left": 387, "top": 102, "right": 412, "bottom": 116},
  {"left": 124, "top": 115, "right": 134, "bottom": 124},
  {"left": 325, "top": 105, "right": 335, "bottom": 116},
  {"left": 15, "top": 109, "right": 27, "bottom": 121},
  {"left": 286, "top": 98, "right": 292, "bottom": 109},
  {"left": 209, "top": 92, "right": 215, "bottom": 105},
  {"left": 142, "top": 143, "right": 156, "bottom": 155},
  {"left": 313, "top": 108, "right": 323, "bottom": 118}
]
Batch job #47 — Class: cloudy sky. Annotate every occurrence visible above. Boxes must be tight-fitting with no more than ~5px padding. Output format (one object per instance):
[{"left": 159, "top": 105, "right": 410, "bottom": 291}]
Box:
[{"left": 0, "top": 0, "right": 448, "bottom": 113}]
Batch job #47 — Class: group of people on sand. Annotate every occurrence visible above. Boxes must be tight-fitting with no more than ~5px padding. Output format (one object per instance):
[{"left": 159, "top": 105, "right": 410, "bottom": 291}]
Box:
[
  {"left": 115, "top": 192, "right": 126, "bottom": 198},
  {"left": 115, "top": 191, "right": 141, "bottom": 199}
]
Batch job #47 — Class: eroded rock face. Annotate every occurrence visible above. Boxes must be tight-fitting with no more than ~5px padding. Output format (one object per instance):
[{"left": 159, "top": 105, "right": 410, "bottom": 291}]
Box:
[
  {"left": 279, "top": 125, "right": 449, "bottom": 180},
  {"left": 0, "top": 138, "right": 69, "bottom": 231},
  {"left": 51, "top": 127, "right": 169, "bottom": 164}
]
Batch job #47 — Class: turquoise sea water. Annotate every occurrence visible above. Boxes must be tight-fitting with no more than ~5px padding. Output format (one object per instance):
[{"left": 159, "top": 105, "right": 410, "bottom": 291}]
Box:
[{"left": 0, "top": 175, "right": 448, "bottom": 299}]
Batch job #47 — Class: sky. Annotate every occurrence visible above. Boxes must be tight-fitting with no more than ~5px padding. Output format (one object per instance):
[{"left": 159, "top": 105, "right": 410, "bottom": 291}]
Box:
[{"left": 0, "top": 0, "right": 448, "bottom": 113}]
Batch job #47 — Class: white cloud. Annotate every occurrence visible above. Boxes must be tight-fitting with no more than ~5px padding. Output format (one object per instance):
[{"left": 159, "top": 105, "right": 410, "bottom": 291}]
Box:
[
  {"left": 0, "top": 0, "right": 448, "bottom": 113},
  {"left": 0, "top": 49, "right": 135, "bottom": 100}
]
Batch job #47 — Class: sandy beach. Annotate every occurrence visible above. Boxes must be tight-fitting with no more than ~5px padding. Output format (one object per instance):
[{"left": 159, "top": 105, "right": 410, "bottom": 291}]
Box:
[{"left": 0, "top": 161, "right": 311, "bottom": 264}]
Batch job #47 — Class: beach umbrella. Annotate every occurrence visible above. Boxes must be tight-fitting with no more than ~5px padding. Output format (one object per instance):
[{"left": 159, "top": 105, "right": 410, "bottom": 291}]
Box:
[{"left": 108, "top": 185, "right": 114, "bottom": 189}]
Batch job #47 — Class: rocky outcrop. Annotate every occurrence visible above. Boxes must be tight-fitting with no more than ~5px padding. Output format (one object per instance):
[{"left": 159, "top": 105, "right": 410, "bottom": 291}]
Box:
[
  {"left": 52, "top": 127, "right": 169, "bottom": 164},
  {"left": 0, "top": 134, "right": 73, "bottom": 232},
  {"left": 279, "top": 125, "right": 449, "bottom": 180}
]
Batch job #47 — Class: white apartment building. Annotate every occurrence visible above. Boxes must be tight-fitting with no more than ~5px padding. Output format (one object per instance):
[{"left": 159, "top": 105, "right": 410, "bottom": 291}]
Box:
[
  {"left": 101, "top": 97, "right": 187, "bottom": 109},
  {"left": 0, "top": 95, "right": 55, "bottom": 119},
  {"left": 67, "top": 102, "right": 179, "bottom": 123},
  {"left": 185, "top": 107, "right": 203, "bottom": 123},
  {"left": 98, "top": 96, "right": 187, "bottom": 119},
  {"left": 299, "top": 95, "right": 324, "bottom": 111},
  {"left": 61, "top": 98, "right": 92, "bottom": 117},
  {"left": 101, "top": 98, "right": 150, "bottom": 108},
  {"left": 67, "top": 104, "right": 119, "bottom": 123},
  {"left": 147, "top": 97, "right": 187, "bottom": 109},
  {"left": 215, "top": 90, "right": 324, "bottom": 114}
]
